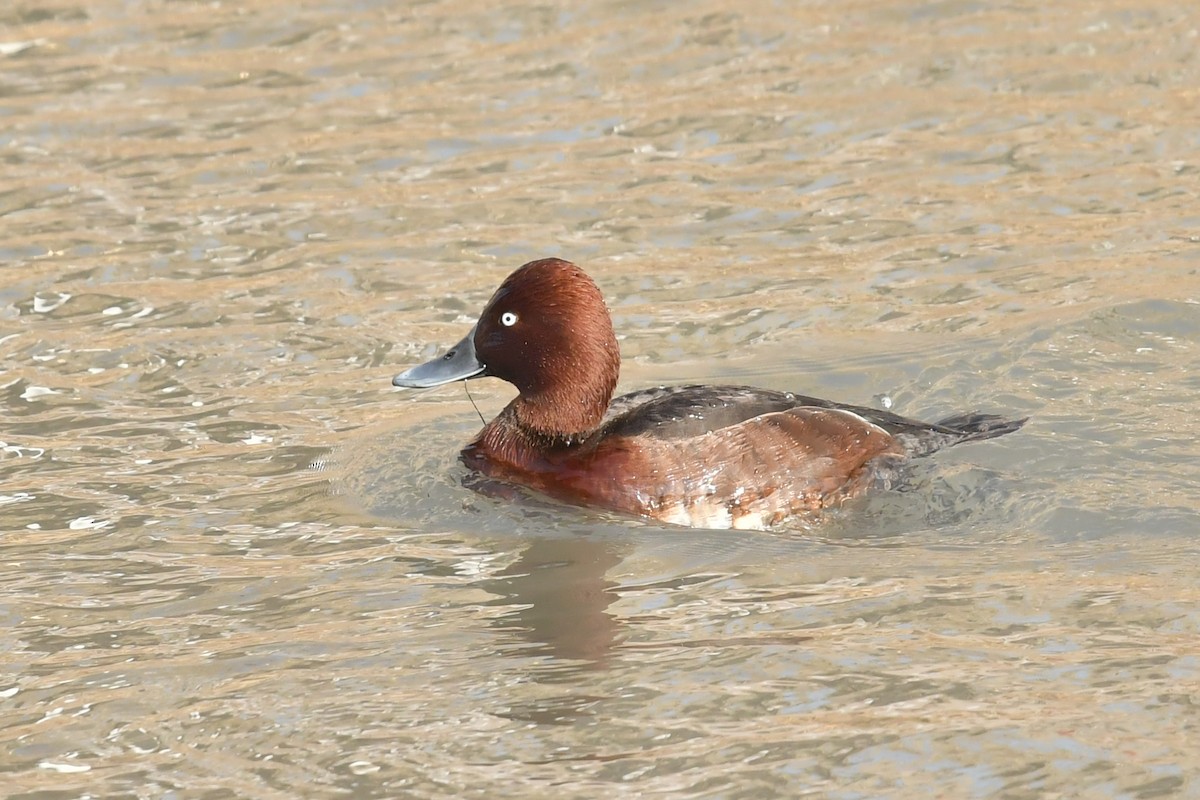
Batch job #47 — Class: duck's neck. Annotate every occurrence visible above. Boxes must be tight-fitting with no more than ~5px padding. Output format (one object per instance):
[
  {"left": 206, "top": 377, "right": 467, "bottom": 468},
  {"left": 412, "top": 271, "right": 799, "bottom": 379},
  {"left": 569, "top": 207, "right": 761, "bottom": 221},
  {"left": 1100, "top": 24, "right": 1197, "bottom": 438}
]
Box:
[
  {"left": 508, "top": 333, "right": 619, "bottom": 443},
  {"left": 511, "top": 383, "right": 610, "bottom": 445}
]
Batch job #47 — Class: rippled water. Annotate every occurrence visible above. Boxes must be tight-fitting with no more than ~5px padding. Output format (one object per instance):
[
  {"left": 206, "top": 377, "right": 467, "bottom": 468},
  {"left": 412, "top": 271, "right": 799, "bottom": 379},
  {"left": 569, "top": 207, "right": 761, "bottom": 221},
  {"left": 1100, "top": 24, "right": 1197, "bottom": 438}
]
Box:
[{"left": 2, "top": 0, "right": 1199, "bottom": 796}]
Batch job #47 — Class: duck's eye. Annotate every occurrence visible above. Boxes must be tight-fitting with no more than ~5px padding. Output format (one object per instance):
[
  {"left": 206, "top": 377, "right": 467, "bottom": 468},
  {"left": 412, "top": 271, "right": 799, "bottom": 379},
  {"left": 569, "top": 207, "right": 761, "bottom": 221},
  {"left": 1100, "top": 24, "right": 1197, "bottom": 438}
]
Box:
[{"left": 500, "top": 311, "right": 518, "bottom": 327}]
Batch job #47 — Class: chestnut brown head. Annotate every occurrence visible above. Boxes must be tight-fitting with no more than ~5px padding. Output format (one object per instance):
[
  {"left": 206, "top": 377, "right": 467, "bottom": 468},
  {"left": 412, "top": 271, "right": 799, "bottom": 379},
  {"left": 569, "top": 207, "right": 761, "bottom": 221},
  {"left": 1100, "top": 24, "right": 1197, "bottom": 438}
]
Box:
[{"left": 394, "top": 258, "right": 620, "bottom": 438}]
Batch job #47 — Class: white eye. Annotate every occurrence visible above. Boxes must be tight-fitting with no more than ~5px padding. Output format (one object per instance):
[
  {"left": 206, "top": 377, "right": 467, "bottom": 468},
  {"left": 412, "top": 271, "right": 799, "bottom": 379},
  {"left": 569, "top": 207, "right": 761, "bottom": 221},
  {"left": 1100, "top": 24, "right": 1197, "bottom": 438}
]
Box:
[{"left": 500, "top": 311, "right": 518, "bottom": 327}]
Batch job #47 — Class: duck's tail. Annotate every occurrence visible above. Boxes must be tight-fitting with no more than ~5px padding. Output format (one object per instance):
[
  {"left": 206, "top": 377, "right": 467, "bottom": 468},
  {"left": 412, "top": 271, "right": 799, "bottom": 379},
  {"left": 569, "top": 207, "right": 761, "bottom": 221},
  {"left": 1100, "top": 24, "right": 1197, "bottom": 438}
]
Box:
[
  {"left": 896, "top": 412, "right": 1028, "bottom": 459},
  {"left": 935, "top": 412, "right": 1028, "bottom": 442}
]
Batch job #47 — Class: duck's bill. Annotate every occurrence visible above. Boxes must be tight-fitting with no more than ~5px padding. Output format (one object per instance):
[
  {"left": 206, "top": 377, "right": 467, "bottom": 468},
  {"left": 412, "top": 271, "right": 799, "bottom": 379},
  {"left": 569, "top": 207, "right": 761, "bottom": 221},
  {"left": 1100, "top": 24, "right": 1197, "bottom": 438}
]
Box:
[{"left": 392, "top": 328, "right": 485, "bottom": 388}]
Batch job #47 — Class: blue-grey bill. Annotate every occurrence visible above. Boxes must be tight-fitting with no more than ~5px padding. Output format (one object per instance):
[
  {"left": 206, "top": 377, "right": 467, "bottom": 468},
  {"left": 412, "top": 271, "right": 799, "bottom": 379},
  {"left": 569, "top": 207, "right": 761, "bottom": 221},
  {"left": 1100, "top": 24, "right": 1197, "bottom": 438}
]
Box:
[{"left": 392, "top": 328, "right": 485, "bottom": 388}]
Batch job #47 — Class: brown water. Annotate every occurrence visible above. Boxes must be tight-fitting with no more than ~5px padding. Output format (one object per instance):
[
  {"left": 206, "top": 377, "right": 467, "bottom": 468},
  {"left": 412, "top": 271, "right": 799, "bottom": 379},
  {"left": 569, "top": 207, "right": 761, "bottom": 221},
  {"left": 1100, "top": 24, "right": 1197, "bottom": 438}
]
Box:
[{"left": 2, "top": 0, "right": 1199, "bottom": 796}]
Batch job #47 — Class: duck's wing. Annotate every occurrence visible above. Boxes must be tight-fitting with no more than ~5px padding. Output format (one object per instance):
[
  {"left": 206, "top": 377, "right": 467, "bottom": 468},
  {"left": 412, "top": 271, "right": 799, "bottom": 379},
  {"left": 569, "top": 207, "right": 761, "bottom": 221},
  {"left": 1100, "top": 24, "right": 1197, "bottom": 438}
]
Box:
[
  {"left": 600, "top": 385, "right": 796, "bottom": 438},
  {"left": 593, "top": 393, "right": 905, "bottom": 528},
  {"left": 601, "top": 384, "right": 1025, "bottom": 456}
]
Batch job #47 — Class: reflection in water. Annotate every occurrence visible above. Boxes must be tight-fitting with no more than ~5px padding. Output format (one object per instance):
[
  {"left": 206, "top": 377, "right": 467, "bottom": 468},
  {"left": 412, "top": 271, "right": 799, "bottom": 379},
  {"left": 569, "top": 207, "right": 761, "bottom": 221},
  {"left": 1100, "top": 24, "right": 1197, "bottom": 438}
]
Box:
[{"left": 483, "top": 536, "right": 625, "bottom": 670}]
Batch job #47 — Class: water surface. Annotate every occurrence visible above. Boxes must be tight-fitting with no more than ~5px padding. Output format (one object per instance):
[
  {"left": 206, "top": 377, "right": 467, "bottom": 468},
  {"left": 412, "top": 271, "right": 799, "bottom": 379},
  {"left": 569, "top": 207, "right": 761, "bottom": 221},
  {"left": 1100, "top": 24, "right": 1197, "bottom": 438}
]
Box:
[{"left": 2, "top": 0, "right": 1198, "bottom": 797}]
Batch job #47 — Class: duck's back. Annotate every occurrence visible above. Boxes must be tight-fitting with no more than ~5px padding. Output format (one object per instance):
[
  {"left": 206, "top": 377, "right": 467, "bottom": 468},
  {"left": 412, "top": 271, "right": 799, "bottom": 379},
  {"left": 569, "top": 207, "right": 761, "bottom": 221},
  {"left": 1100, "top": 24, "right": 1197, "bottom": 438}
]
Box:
[{"left": 586, "top": 385, "right": 1024, "bottom": 528}]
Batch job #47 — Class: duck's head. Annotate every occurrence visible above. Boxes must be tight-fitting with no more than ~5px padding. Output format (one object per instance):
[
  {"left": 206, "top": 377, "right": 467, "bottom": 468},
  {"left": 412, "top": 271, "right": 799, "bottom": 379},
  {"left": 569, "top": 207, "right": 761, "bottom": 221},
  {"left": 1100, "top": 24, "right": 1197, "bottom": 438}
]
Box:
[{"left": 393, "top": 258, "right": 621, "bottom": 438}]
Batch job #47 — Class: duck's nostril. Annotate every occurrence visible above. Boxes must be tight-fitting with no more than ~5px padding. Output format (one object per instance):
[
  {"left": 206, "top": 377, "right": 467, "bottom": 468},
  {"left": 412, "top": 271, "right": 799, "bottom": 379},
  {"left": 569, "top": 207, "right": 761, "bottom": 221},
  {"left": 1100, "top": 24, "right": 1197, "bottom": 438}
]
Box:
[{"left": 444, "top": 350, "right": 456, "bottom": 360}]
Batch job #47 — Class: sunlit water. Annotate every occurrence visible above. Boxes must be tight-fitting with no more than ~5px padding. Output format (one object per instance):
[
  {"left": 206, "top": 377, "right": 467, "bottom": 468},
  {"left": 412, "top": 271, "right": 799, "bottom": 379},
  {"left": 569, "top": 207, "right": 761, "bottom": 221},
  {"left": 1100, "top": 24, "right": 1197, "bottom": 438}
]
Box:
[{"left": 2, "top": 0, "right": 1199, "bottom": 797}]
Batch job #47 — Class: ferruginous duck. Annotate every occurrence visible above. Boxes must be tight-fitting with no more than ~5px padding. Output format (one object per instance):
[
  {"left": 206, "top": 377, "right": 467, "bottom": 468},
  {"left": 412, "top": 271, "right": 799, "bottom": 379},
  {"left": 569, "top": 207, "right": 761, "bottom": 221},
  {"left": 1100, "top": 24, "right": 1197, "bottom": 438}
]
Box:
[{"left": 393, "top": 258, "right": 1025, "bottom": 529}]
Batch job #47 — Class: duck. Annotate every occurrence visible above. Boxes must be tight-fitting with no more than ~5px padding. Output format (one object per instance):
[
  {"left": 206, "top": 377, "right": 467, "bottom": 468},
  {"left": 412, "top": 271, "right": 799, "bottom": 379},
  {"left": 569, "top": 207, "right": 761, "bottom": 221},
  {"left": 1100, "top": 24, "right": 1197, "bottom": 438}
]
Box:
[{"left": 392, "top": 258, "right": 1025, "bottom": 530}]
